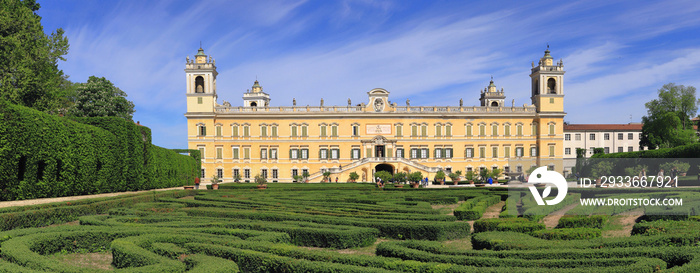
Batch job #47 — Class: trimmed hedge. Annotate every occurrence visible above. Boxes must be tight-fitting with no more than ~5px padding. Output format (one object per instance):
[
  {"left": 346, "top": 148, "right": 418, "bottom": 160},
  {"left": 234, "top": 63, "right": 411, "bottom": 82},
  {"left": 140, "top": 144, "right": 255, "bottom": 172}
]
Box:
[
  {"left": 532, "top": 228, "right": 602, "bottom": 240},
  {"left": 0, "top": 100, "right": 199, "bottom": 201},
  {"left": 453, "top": 195, "right": 501, "bottom": 220},
  {"left": 473, "top": 218, "right": 531, "bottom": 233},
  {"left": 557, "top": 215, "right": 609, "bottom": 229}
]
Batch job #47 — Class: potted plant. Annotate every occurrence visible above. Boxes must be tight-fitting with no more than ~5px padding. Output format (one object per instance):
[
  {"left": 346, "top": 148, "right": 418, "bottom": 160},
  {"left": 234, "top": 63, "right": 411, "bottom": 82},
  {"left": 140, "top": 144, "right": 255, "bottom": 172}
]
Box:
[
  {"left": 255, "top": 173, "right": 267, "bottom": 189},
  {"left": 464, "top": 171, "right": 475, "bottom": 185},
  {"left": 302, "top": 171, "right": 310, "bottom": 183},
  {"left": 590, "top": 161, "right": 614, "bottom": 187},
  {"left": 348, "top": 172, "right": 359, "bottom": 183},
  {"left": 408, "top": 171, "right": 423, "bottom": 188},
  {"left": 393, "top": 172, "right": 407, "bottom": 188},
  {"left": 490, "top": 168, "right": 502, "bottom": 185},
  {"left": 233, "top": 173, "right": 242, "bottom": 183},
  {"left": 210, "top": 175, "right": 221, "bottom": 190},
  {"left": 448, "top": 170, "right": 462, "bottom": 185},
  {"left": 293, "top": 175, "right": 303, "bottom": 183},
  {"left": 322, "top": 171, "right": 331, "bottom": 183},
  {"left": 435, "top": 170, "right": 446, "bottom": 185},
  {"left": 476, "top": 168, "right": 490, "bottom": 187}
]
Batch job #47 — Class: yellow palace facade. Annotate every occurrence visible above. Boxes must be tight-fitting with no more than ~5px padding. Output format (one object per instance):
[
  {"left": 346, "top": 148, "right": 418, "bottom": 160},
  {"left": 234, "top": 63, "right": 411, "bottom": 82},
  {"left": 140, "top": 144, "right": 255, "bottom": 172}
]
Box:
[{"left": 185, "top": 48, "right": 566, "bottom": 182}]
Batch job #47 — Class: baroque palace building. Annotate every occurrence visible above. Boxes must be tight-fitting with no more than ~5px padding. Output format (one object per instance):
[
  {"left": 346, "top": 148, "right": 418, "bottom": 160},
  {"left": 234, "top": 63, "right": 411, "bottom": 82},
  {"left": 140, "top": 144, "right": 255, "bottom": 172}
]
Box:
[{"left": 185, "top": 47, "right": 566, "bottom": 182}]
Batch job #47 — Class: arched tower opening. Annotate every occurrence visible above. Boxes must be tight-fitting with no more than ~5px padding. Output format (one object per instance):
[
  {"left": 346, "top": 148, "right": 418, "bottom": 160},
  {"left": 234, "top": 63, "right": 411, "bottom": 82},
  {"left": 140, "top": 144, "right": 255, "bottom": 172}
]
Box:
[
  {"left": 250, "top": 102, "right": 257, "bottom": 107},
  {"left": 195, "top": 76, "right": 205, "bottom": 93},
  {"left": 491, "top": 101, "right": 499, "bottom": 107},
  {"left": 547, "top": 78, "right": 556, "bottom": 94}
]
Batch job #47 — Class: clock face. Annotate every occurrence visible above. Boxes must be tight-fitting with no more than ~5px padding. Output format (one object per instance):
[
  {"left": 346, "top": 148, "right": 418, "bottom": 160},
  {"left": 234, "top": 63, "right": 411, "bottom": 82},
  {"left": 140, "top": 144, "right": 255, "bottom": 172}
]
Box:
[{"left": 373, "top": 98, "right": 384, "bottom": 112}]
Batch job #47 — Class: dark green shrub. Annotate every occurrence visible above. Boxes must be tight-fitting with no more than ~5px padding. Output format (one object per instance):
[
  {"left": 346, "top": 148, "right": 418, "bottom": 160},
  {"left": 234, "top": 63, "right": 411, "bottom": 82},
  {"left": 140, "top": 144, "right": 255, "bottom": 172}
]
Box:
[{"left": 532, "top": 228, "right": 602, "bottom": 240}]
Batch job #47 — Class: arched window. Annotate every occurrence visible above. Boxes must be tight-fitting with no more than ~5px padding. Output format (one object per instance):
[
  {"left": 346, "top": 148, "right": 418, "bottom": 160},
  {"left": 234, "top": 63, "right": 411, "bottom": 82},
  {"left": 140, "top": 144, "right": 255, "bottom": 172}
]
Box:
[
  {"left": 491, "top": 101, "right": 499, "bottom": 107},
  {"left": 547, "top": 78, "right": 556, "bottom": 94},
  {"left": 250, "top": 102, "right": 257, "bottom": 107},
  {"left": 195, "top": 76, "right": 204, "bottom": 93}
]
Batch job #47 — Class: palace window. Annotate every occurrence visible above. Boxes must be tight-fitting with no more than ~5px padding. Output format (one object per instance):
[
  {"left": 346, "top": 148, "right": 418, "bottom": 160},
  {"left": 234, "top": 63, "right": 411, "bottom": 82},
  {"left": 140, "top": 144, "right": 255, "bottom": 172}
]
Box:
[
  {"left": 436, "top": 125, "right": 442, "bottom": 137},
  {"left": 516, "top": 124, "right": 523, "bottom": 136},
  {"left": 504, "top": 124, "right": 511, "bottom": 136},
  {"left": 604, "top": 133, "right": 609, "bottom": 140},
  {"left": 445, "top": 124, "right": 452, "bottom": 137},
  {"left": 244, "top": 169, "right": 250, "bottom": 179},
  {"left": 270, "top": 148, "right": 277, "bottom": 159},
  {"left": 292, "top": 169, "right": 298, "bottom": 179},
  {"left": 291, "top": 126, "right": 298, "bottom": 137},
  {"left": 435, "top": 148, "right": 442, "bottom": 158},
  {"left": 261, "top": 148, "right": 268, "bottom": 159},
  {"left": 271, "top": 125, "right": 278, "bottom": 137},
  {"left": 352, "top": 125, "right": 359, "bottom": 136},
  {"left": 243, "top": 125, "right": 250, "bottom": 137},
  {"left": 331, "top": 125, "right": 338, "bottom": 137},
  {"left": 396, "top": 148, "right": 404, "bottom": 158},
  {"left": 421, "top": 125, "right": 427, "bottom": 137},
  {"left": 262, "top": 169, "right": 268, "bottom": 179},
  {"left": 232, "top": 125, "right": 239, "bottom": 137},
  {"left": 215, "top": 125, "right": 222, "bottom": 136},
  {"left": 618, "top": 133, "right": 623, "bottom": 140},
  {"left": 261, "top": 125, "right": 267, "bottom": 137},
  {"left": 198, "top": 125, "right": 206, "bottom": 136},
  {"left": 492, "top": 147, "right": 498, "bottom": 158},
  {"left": 531, "top": 147, "right": 538, "bottom": 157},
  {"left": 628, "top": 133, "right": 633, "bottom": 140},
  {"left": 331, "top": 148, "right": 339, "bottom": 159},
  {"left": 479, "top": 147, "right": 486, "bottom": 158},
  {"left": 411, "top": 148, "right": 418, "bottom": 159},
  {"left": 504, "top": 146, "right": 510, "bottom": 158},
  {"left": 198, "top": 146, "right": 205, "bottom": 159},
  {"left": 201, "top": 168, "right": 205, "bottom": 178},
  {"left": 628, "top": 146, "right": 633, "bottom": 152},
  {"left": 516, "top": 147, "right": 524, "bottom": 157},
  {"left": 421, "top": 148, "right": 429, "bottom": 159},
  {"left": 320, "top": 125, "right": 327, "bottom": 137},
  {"left": 575, "top": 134, "right": 581, "bottom": 141},
  {"left": 549, "top": 145, "right": 555, "bottom": 157},
  {"left": 465, "top": 148, "right": 474, "bottom": 158},
  {"left": 492, "top": 124, "right": 498, "bottom": 136},
  {"left": 301, "top": 125, "right": 308, "bottom": 137},
  {"left": 479, "top": 124, "right": 486, "bottom": 136},
  {"left": 217, "top": 169, "right": 223, "bottom": 179},
  {"left": 411, "top": 125, "right": 418, "bottom": 137},
  {"left": 233, "top": 169, "right": 239, "bottom": 179},
  {"left": 352, "top": 149, "right": 360, "bottom": 159},
  {"left": 272, "top": 169, "right": 278, "bottom": 179},
  {"left": 604, "top": 147, "right": 609, "bottom": 154},
  {"left": 243, "top": 147, "right": 250, "bottom": 159},
  {"left": 531, "top": 124, "right": 537, "bottom": 136},
  {"left": 290, "top": 149, "right": 298, "bottom": 159},
  {"left": 565, "top": 134, "right": 571, "bottom": 141},
  {"left": 565, "top": 148, "right": 572, "bottom": 155},
  {"left": 618, "top": 147, "right": 623, "bottom": 153},
  {"left": 301, "top": 148, "right": 309, "bottom": 159},
  {"left": 320, "top": 148, "right": 328, "bottom": 159},
  {"left": 466, "top": 124, "right": 473, "bottom": 137},
  {"left": 216, "top": 147, "right": 222, "bottom": 159},
  {"left": 445, "top": 148, "right": 452, "bottom": 158},
  {"left": 395, "top": 125, "right": 403, "bottom": 137},
  {"left": 549, "top": 124, "right": 555, "bottom": 135}
]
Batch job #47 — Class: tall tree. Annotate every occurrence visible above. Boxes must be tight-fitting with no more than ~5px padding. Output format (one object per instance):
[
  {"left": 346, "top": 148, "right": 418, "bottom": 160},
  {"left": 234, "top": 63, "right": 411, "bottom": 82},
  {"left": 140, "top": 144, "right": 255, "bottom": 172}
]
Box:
[
  {"left": 69, "top": 76, "right": 135, "bottom": 121},
  {"left": 0, "top": 0, "right": 70, "bottom": 111},
  {"left": 640, "top": 83, "right": 699, "bottom": 149}
]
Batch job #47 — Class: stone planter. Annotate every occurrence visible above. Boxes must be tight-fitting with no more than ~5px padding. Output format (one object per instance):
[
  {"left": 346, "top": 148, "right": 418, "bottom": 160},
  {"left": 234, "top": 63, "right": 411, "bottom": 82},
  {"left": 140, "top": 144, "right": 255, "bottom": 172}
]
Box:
[
  {"left": 411, "top": 183, "right": 420, "bottom": 188},
  {"left": 257, "top": 184, "right": 267, "bottom": 189},
  {"left": 184, "top": 186, "right": 194, "bottom": 190}
]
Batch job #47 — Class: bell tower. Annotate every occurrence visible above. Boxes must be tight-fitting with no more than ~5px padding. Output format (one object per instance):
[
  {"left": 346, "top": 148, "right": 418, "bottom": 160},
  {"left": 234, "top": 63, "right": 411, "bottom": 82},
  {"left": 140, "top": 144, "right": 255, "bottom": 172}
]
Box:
[
  {"left": 185, "top": 47, "right": 218, "bottom": 113},
  {"left": 242, "top": 80, "right": 270, "bottom": 107},
  {"left": 530, "top": 46, "right": 564, "bottom": 113},
  {"left": 479, "top": 78, "right": 506, "bottom": 107}
]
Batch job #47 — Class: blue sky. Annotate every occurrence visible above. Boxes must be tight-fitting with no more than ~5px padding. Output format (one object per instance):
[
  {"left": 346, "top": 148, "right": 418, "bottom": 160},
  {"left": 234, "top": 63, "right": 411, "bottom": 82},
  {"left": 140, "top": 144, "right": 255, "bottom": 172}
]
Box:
[{"left": 38, "top": 0, "right": 700, "bottom": 149}]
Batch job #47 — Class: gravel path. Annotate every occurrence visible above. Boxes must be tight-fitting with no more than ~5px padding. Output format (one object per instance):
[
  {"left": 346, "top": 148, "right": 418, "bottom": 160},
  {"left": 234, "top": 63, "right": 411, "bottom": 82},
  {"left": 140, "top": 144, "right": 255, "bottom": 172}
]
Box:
[
  {"left": 0, "top": 186, "right": 196, "bottom": 209},
  {"left": 542, "top": 203, "right": 579, "bottom": 229}
]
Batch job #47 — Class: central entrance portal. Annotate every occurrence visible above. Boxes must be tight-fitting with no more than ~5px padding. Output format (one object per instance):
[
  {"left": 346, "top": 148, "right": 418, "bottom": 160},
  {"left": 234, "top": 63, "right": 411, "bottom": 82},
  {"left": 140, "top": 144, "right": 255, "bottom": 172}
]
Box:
[
  {"left": 375, "top": 145, "right": 385, "bottom": 158},
  {"left": 375, "top": 163, "right": 394, "bottom": 175}
]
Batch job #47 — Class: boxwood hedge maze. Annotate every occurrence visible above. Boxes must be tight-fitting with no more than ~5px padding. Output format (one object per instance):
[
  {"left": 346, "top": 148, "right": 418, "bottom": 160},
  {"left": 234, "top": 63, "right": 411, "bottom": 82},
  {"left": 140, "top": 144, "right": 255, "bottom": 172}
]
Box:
[{"left": 1, "top": 183, "right": 700, "bottom": 272}]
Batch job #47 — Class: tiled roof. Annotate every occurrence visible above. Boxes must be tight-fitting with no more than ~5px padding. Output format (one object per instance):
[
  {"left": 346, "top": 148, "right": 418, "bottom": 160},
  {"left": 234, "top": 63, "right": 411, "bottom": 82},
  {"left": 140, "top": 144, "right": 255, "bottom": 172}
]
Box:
[{"left": 564, "top": 123, "right": 643, "bottom": 131}]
